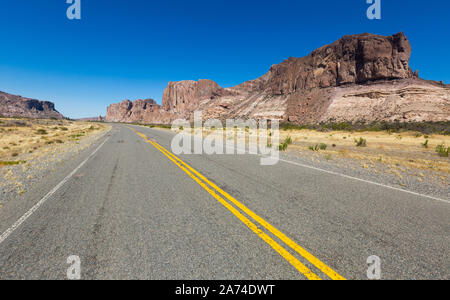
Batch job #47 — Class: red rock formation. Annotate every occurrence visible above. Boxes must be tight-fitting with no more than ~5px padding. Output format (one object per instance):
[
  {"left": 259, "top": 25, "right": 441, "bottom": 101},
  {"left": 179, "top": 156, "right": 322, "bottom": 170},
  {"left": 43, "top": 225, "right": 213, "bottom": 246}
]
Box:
[
  {"left": 105, "top": 99, "right": 173, "bottom": 124},
  {"left": 260, "top": 32, "right": 413, "bottom": 95},
  {"left": 162, "top": 79, "right": 233, "bottom": 113},
  {"left": 105, "top": 32, "right": 449, "bottom": 125},
  {"left": 0, "top": 91, "right": 64, "bottom": 119}
]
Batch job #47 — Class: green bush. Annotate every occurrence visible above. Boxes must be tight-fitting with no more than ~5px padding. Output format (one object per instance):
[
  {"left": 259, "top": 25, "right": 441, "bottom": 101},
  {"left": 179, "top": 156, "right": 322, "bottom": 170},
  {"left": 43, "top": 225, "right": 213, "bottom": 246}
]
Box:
[
  {"left": 284, "top": 136, "right": 293, "bottom": 145},
  {"left": 309, "top": 145, "right": 319, "bottom": 151},
  {"left": 355, "top": 137, "right": 367, "bottom": 147},
  {"left": 279, "top": 121, "right": 450, "bottom": 135},
  {"left": 278, "top": 142, "right": 288, "bottom": 151},
  {"left": 0, "top": 160, "right": 26, "bottom": 166},
  {"left": 436, "top": 144, "right": 449, "bottom": 157},
  {"left": 35, "top": 129, "right": 47, "bottom": 135},
  {"left": 319, "top": 143, "right": 327, "bottom": 150}
]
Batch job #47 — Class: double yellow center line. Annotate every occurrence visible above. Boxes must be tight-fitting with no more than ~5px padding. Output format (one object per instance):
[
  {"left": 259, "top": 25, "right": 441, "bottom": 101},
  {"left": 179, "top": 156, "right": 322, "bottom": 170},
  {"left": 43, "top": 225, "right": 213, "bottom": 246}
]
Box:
[{"left": 131, "top": 127, "right": 346, "bottom": 280}]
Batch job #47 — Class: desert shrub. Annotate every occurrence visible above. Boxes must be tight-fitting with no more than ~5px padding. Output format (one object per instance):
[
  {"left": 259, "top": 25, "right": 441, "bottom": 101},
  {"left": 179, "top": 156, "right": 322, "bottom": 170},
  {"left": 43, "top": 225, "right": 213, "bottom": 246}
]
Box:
[
  {"left": 422, "top": 140, "right": 429, "bottom": 148},
  {"left": 319, "top": 143, "right": 327, "bottom": 150},
  {"left": 355, "top": 137, "right": 367, "bottom": 147},
  {"left": 0, "top": 160, "right": 26, "bottom": 166},
  {"left": 278, "top": 142, "right": 288, "bottom": 151},
  {"left": 284, "top": 136, "right": 293, "bottom": 145},
  {"left": 436, "top": 144, "right": 449, "bottom": 157},
  {"left": 36, "top": 129, "right": 47, "bottom": 135},
  {"left": 309, "top": 145, "right": 319, "bottom": 151},
  {"left": 323, "top": 122, "right": 352, "bottom": 131},
  {"left": 60, "top": 127, "right": 68, "bottom": 131},
  {"left": 280, "top": 121, "right": 450, "bottom": 134},
  {"left": 280, "top": 123, "right": 309, "bottom": 131}
]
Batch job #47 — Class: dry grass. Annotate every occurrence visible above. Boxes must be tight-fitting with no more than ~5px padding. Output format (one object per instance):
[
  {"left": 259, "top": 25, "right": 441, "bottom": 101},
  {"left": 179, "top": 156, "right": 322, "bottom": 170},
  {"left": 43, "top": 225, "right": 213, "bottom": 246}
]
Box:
[
  {"left": 0, "top": 118, "right": 107, "bottom": 163},
  {"left": 145, "top": 124, "right": 449, "bottom": 175},
  {"left": 280, "top": 129, "right": 450, "bottom": 173}
]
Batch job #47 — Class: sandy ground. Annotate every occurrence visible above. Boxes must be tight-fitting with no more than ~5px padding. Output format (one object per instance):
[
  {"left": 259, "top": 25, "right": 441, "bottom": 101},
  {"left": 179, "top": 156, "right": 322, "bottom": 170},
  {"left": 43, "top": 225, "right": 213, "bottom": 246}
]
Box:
[
  {"left": 0, "top": 118, "right": 111, "bottom": 204},
  {"left": 277, "top": 129, "right": 449, "bottom": 197}
]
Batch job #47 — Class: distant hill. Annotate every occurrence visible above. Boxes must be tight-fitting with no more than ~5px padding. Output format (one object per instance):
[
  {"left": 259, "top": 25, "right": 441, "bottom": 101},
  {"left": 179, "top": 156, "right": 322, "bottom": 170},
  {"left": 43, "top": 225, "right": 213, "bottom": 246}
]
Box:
[{"left": 0, "top": 91, "right": 64, "bottom": 119}]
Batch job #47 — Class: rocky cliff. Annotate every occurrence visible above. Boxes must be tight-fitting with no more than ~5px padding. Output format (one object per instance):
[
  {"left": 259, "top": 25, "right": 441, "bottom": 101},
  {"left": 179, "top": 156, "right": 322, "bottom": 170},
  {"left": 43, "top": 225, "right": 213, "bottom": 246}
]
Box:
[
  {"left": 105, "top": 32, "right": 449, "bottom": 124},
  {"left": 106, "top": 98, "right": 173, "bottom": 124},
  {"left": 0, "top": 91, "right": 64, "bottom": 119},
  {"left": 162, "top": 79, "right": 234, "bottom": 113}
]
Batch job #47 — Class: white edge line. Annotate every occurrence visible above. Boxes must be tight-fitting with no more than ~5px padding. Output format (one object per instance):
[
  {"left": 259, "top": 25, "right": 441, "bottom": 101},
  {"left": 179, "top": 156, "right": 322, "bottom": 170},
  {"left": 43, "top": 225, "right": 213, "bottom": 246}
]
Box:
[
  {"left": 146, "top": 127, "right": 449, "bottom": 205},
  {"left": 0, "top": 137, "right": 110, "bottom": 245},
  {"left": 275, "top": 157, "right": 450, "bottom": 204}
]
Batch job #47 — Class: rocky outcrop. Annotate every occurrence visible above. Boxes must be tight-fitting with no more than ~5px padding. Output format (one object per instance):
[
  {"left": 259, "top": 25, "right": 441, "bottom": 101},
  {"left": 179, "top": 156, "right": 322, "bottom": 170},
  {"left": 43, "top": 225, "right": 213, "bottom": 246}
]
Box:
[
  {"left": 262, "top": 32, "right": 413, "bottom": 96},
  {"left": 105, "top": 32, "right": 449, "bottom": 125},
  {"left": 162, "top": 79, "right": 233, "bottom": 113},
  {"left": 287, "top": 78, "right": 450, "bottom": 124},
  {"left": 105, "top": 99, "right": 173, "bottom": 124},
  {"left": 0, "top": 91, "right": 64, "bottom": 119},
  {"left": 321, "top": 79, "right": 450, "bottom": 123}
]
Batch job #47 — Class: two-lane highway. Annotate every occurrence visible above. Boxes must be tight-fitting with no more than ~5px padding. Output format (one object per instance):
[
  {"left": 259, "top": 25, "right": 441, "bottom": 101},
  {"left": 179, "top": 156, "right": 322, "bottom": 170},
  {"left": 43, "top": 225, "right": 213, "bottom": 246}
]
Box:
[{"left": 0, "top": 124, "right": 448, "bottom": 279}]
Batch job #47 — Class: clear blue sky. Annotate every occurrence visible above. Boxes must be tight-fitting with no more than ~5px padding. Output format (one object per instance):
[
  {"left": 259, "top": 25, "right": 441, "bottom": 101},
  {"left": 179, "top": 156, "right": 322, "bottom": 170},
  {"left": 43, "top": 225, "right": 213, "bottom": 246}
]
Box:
[{"left": 0, "top": 0, "right": 448, "bottom": 118}]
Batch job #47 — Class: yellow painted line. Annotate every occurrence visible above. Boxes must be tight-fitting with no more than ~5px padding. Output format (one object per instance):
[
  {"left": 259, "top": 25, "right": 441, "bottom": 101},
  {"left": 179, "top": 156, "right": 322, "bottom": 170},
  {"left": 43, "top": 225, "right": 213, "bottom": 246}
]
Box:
[
  {"left": 130, "top": 129, "right": 320, "bottom": 280},
  {"left": 134, "top": 129, "right": 346, "bottom": 280}
]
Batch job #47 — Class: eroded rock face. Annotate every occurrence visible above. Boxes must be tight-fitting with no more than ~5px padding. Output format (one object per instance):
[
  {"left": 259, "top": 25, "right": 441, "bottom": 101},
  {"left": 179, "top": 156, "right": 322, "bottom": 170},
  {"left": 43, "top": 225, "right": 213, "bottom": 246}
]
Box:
[
  {"left": 105, "top": 99, "right": 173, "bottom": 124},
  {"left": 321, "top": 80, "right": 450, "bottom": 123},
  {"left": 0, "top": 91, "right": 64, "bottom": 119},
  {"left": 162, "top": 79, "right": 233, "bottom": 113},
  {"left": 105, "top": 100, "right": 133, "bottom": 122},
  {"left": 263, "top": 32, "right": 413, "bottom": 95},
  {"left": 105, "top": 32, "right": 449, "bottom": 125},
  {"left": 287, "top": 79, "right": 450, "bottom": 124}
]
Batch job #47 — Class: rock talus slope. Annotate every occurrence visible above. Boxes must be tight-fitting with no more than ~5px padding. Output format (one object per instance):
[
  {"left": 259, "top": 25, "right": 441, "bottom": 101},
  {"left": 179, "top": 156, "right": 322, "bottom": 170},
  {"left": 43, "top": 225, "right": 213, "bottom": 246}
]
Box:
[{"left": 105, "top": 32, "right": 449, "bottom": 124}]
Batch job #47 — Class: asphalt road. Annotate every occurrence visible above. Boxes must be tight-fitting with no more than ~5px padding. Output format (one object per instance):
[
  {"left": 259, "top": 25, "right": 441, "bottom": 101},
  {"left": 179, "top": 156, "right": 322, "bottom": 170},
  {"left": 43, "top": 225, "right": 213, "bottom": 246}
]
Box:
[{"left": 0, "top": 124, "right": 448, "bottom": 280}]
